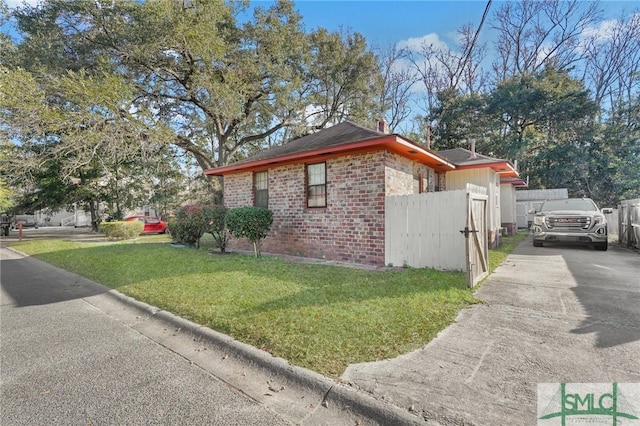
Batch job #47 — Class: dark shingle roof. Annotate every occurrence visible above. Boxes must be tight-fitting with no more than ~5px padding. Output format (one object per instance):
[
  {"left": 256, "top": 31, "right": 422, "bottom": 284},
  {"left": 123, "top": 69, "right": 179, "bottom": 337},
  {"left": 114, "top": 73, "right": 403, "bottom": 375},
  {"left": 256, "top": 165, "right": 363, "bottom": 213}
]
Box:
[
  {"left": 232, "top": 121, "right": 385, "bottom": 166},
  {"left": 205, "top": 120, "right": 459, "bottom": 176},
  {"left": 437, "top": 148, "right": 506, "bottom": 166}
]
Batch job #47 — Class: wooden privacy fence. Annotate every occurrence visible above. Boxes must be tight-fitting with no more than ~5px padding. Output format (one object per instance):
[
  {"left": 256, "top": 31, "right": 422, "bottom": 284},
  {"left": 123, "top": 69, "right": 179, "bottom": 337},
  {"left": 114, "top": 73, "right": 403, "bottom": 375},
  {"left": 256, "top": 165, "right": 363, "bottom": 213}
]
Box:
[
  {"left": 619, "top": 198, "right": 640, "bottom": 249},
  {"left": 385, "top": 184, "right": 489, "bottom": 287}
]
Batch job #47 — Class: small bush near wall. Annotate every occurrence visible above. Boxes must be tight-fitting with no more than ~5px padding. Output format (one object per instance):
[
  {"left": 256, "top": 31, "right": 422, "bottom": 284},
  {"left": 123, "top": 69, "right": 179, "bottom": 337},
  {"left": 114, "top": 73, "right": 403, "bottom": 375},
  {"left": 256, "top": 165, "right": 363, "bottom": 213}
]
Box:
[
  {"left": 168, "top": 205, "right": 208, "bottom": 248},
  {"left": 226, "top": 207, "right": 273, "bottom": 258},
  {"left": 204, "top": 206, "right": 229, "bottom": 252},
  {"left": 100, "top": 221, "right": 144, "bottom": 240}
]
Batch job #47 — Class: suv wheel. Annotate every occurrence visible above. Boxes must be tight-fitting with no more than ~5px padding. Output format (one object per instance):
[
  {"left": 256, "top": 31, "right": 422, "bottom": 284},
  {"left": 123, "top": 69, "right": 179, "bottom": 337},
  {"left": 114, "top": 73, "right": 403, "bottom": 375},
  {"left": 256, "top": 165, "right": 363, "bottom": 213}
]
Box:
[
  {"left": 594, "top": 241, "right": 608, "bottom": 251},
  {"left": 533, "top": 240, "right": 543, "bottom": 247}
]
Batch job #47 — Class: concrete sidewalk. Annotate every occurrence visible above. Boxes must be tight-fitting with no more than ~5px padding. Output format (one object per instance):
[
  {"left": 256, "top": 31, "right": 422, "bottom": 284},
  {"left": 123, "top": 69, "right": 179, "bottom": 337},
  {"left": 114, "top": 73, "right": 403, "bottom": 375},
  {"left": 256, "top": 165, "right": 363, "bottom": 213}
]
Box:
[{"left": 342, "top": 238, "right": 640, "bottom": 424}]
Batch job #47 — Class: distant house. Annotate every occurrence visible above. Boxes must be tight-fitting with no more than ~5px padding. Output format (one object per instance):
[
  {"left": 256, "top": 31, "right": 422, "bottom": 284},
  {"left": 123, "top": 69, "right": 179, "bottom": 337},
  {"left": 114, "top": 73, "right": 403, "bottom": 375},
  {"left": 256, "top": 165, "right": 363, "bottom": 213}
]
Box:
[
  {"left": 500, "top": 177, "right": 528, "bottom": 235},
  {"left": 205, "top": 121, "right": 455, "bottom": 265},
  {"left": 436, "top": 148, "right": 520, "bottom": 246},
  {"left": 515, "top": 188, "right": 569, "bottom": 229}
]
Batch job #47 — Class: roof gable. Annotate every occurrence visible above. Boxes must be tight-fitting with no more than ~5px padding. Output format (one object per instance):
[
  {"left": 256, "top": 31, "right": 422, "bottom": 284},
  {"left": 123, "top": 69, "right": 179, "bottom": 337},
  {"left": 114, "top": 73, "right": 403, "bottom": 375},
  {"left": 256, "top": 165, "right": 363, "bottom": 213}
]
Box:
[
  {"left": 437, "top": 148, "right": 519, "bottom": 177},
  {"left": 437, "top": 148, "right": 503, "bottom": 166}
]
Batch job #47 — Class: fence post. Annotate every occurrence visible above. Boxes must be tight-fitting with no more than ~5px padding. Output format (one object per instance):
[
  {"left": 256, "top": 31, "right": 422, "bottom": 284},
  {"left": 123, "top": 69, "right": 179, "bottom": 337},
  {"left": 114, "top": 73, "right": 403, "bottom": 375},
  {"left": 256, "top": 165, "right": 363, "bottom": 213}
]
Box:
[{"left": 628, "top": 202, "right": 633, "bottom": 248}]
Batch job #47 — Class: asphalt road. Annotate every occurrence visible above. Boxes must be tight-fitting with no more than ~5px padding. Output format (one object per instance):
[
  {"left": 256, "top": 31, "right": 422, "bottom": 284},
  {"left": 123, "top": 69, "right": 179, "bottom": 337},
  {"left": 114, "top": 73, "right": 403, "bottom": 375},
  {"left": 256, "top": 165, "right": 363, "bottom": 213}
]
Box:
[
  {"left": 343, "top": 237, "right": 640, "bottom": 425},
  {"left": 0, "top": 247, "right": 292, "bottom": 426}
]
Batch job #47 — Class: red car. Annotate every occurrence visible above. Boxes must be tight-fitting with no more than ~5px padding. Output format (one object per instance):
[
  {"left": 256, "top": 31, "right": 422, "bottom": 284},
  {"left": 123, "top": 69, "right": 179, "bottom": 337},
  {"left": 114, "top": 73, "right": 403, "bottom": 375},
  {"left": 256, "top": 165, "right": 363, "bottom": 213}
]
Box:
[{"left": 124, "top": 216, "right": 168, "bottom": 234}]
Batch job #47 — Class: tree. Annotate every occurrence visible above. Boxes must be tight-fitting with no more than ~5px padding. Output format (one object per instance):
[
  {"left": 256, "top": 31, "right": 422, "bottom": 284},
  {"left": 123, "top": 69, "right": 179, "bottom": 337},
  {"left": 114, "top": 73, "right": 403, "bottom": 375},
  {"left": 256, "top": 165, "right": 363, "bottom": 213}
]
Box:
[
  {"left": 226, "top": 207, "right": 273, "bottom": 258},
  {"left": 374, "top": 44, "right": 416, "bottom": 133},
  {"left": 429, "top": 89, "right": 488, "bottom": 150},
  {"left": 581, "top": 12, "right": 640, "bottom": 116},
  {"left": 8, "top": 0, "right": 382, "bottom": 175},
  {"left": 484, "top": 68, "right": 597, "bottom": 160},
  {"left": 491, "top": 0, "right": 601, "bottom": 80},
  {"left": 303, "top": 29, "right": 381, "bottom": 132},
  {"left": 602, "top": 97, "right": 640, "bottom": 203},
  {"left": 0, "top": 67, "right": 169, "bottom": 230},
  {"left": 406, "top": 19, "right": 489, "bottom": 146}
]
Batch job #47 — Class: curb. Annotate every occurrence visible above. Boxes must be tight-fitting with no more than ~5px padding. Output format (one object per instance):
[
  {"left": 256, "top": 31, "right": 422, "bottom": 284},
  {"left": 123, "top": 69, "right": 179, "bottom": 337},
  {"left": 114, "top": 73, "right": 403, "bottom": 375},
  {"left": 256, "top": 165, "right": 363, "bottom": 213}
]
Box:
[
  {"left": 3, "top": 245, "right": 424, "bottom": 424},
  {"left": 102, "top": 289, "right": 423, "bottom": 425}
]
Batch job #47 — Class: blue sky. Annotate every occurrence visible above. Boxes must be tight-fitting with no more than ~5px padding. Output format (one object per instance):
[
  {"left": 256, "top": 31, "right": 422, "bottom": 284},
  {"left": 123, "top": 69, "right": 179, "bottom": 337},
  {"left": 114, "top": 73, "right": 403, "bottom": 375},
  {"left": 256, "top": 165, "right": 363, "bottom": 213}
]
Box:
[
  {"left": 280, "top": 1, "right": 638, "bottom": 53},
  {"left": 289, "top": 0, "right": 492, "bottom": 47},
  {"left": 5, "top": 0, "right": 638, "bottom": 52}
]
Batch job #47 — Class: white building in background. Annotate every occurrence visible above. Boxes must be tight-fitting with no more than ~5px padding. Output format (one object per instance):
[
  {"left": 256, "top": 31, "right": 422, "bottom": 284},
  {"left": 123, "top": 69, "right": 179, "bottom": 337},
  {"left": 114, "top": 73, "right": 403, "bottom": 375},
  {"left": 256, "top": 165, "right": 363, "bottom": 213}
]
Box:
[
  {"left": 34, "top": 206, "right": 91, "bottom": 227},
  {"left": 515, "top": 188, "right": 569, "bottom": 229},
  {"left": 34, "top": 204, "right": 162, "bottom": 227}
]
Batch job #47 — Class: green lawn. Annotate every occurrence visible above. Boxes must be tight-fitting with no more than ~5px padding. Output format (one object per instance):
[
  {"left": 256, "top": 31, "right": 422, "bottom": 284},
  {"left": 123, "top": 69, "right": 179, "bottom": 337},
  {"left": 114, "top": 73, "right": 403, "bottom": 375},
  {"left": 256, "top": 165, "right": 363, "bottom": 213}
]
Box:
[{"left": 10, "top": 232, "right": 526, "bottom": 378}]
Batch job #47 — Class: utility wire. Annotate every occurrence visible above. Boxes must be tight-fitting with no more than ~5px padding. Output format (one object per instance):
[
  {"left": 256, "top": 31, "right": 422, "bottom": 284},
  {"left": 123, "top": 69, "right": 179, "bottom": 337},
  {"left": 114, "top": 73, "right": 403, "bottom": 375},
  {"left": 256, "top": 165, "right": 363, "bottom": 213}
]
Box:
[
  {"left": 432, "top": 0, "right": 492, "bottom": 140},
  {"left": 453, "top": 0, "right": 492, "bottom": 89}
]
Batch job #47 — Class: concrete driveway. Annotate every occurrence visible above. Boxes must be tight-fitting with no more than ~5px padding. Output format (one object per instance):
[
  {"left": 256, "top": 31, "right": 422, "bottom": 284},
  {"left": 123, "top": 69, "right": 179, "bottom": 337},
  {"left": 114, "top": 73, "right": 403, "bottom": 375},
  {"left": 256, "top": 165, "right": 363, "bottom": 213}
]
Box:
[{"left": 342, "top": 236, "right": 640, "bottom": 425}]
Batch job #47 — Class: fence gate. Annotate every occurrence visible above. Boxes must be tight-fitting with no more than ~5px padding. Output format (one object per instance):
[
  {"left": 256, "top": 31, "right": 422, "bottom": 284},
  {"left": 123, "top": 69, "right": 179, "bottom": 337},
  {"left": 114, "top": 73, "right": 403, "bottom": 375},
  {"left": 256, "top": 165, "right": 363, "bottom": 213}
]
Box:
[
  {"left": 385, "top": 184, "right": 488, "bottom": 287},
  {"left": 463, "top": 190, "right": 489, "bottom": 288},
  {"left": 619, "top": 199, "right": 640, "bottom": 249}
]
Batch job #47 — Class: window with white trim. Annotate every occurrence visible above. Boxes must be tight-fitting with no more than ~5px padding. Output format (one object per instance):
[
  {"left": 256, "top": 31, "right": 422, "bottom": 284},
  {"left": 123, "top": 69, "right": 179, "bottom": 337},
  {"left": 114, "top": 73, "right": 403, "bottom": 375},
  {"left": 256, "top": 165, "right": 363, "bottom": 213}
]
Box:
[
  {"left": 306, "top": 163, "right": 326, "bottom": 208},
  {"left": 254, "top": 171, "right": 268, "bottom": 208}
]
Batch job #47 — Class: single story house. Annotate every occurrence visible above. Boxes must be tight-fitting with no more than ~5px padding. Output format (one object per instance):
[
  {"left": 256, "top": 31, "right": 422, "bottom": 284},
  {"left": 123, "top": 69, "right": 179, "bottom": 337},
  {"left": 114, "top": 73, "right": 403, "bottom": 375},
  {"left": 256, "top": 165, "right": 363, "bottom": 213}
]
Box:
[
  {"left": 436, "top": 148, "right": 520, "bottom": 247},
  {"left": 205, "top": 121, "right": 456, "bottom": 265}
]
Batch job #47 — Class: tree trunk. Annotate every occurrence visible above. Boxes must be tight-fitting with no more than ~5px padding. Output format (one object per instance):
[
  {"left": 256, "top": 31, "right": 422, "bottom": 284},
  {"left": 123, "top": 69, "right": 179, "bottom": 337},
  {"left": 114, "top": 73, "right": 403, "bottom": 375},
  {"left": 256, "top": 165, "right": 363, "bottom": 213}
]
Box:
[{"left": 89, "top": 200, "right": 100, "bottom": 232}]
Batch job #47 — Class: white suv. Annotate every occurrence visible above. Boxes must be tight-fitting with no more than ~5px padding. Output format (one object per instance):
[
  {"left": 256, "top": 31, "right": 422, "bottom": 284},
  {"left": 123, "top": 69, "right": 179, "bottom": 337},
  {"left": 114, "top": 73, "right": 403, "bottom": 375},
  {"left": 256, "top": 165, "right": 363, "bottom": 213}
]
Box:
[{"left": 531, "top": 198, "right": 612, "bottom": 251}]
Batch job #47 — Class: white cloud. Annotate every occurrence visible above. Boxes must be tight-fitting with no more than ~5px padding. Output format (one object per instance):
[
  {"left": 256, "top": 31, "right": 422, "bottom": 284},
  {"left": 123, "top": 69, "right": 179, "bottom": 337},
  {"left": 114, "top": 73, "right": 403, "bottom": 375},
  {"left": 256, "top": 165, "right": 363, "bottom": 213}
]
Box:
[
  {"left": 580, "top": 18, "right": 619, "bottom": 44},
  {"left": 396, "top": 32, "right": 448, "bottom": 53},
  {"left": 5, "top": 0, "right": 42, "bottom": 9}
]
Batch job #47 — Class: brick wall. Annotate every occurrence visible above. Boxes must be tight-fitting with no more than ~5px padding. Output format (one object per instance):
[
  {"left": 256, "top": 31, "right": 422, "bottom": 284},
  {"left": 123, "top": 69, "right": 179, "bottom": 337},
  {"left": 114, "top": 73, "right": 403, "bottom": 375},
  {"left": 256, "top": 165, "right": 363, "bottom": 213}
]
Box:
[
  {"left": 223, "top": 151, "right": 387, "bottom": 265},
  {"left": 223, "top": 172, "right": 253, "bottom": 207},
  {"left": 222, "top": 150, "right": 440, "bottom": 266},
  {"left": 384, "top": 152, "right": 438, "bottom": 195}
]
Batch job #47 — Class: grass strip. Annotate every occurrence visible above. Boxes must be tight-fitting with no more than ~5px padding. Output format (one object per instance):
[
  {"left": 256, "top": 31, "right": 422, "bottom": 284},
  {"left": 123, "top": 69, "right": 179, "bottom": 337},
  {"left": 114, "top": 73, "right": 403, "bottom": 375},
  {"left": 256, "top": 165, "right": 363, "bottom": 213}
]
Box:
[{"left": 11, "top": 232, "right": 525, "bottom": 377}]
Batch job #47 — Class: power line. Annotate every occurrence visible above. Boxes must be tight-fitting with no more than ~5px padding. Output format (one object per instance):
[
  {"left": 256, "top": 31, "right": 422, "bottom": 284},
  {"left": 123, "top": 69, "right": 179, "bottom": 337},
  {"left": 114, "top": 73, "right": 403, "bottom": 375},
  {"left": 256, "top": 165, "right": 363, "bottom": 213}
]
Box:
[{"left": 454, "top": 0, "right": 492, "bottom": 88}]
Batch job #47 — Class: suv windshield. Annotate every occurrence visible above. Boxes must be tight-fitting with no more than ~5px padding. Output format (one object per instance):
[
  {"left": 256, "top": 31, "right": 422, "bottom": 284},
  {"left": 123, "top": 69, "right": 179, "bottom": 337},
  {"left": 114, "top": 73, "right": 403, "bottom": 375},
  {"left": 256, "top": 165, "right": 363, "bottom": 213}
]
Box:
[{"left": 540, "top": 199, "right": 598, "bottom": 212}]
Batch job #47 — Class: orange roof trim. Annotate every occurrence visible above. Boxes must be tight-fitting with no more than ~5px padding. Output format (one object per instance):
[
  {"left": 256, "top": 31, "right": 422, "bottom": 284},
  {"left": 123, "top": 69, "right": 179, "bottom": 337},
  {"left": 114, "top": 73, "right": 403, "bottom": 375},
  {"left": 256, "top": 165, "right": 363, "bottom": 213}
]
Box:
[
  {"left": 205, "top": 135, "right": 456, "bottom": 176},
  {"left": 454, "top": 161, "right": 519, "bottom": 178}
]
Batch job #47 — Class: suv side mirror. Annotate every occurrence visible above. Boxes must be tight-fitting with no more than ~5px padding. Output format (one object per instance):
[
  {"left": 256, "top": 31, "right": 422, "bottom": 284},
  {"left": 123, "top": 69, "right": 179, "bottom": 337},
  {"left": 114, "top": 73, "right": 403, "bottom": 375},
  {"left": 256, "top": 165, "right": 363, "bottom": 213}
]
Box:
[{"left": 601, "top": 208, "right": 613, "bottom": 214}]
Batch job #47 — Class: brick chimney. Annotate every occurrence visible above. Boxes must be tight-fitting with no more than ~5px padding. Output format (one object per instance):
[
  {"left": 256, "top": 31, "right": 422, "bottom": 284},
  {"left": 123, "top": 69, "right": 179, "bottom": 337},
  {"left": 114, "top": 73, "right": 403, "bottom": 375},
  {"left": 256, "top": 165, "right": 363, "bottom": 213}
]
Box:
[{"left": 375, "top": 119, "right": 389, "bottom": 134}]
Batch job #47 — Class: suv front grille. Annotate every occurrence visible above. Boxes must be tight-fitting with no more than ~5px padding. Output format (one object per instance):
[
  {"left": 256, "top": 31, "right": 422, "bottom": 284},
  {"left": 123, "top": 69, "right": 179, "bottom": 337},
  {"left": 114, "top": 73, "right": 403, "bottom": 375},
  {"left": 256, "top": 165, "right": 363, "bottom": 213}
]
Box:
[{"left": 545, "top": 216, "right": 591, "bottom": 229}]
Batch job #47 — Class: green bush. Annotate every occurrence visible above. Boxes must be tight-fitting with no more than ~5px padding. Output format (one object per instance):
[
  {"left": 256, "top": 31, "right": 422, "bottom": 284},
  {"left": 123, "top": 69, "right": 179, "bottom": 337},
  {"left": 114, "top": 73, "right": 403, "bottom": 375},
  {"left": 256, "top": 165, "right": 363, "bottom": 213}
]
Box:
[
  {"left": 100, "top": 220, "right": 144, "bottom": 240},
  {"left": 203, "top": 206, "right": 229, "bottom": 253},
  {"left": 226, "top": 207, "right": 273, "bottom": 258},
  {"left": 168, "top": 205, "right": 208, "bottom": 248}
]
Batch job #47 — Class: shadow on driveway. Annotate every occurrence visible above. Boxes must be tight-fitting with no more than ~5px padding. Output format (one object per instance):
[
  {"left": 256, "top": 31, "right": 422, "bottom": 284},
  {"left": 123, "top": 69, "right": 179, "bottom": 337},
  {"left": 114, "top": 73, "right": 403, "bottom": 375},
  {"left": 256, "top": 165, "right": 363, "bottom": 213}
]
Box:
[{"left": 1, "top": 251, "right": 109, "bottom": 307}]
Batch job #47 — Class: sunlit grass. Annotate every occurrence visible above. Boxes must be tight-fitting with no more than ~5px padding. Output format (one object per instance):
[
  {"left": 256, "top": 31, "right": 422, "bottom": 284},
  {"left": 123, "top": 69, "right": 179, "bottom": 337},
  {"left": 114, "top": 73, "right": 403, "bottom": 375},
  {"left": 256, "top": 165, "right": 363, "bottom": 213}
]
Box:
[{"left": 11, "top": 233, "right": 523, "bottom": 378}]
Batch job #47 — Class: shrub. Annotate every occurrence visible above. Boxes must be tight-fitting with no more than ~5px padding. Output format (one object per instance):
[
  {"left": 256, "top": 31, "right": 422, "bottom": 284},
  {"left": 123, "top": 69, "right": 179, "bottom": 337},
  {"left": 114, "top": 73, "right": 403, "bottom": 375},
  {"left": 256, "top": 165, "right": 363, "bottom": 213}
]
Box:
[
  {"left": 100, "top": 220, "right": 144, "bottom": 240},
  {"left": 226, "top": 207, "right": 273, "bottom": 258},
  {"left": 203, "top": 206, "right": 229, "bottom": 253},
  {"left": 168, "top": 205, "right": 208, "bottom": 248}
]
